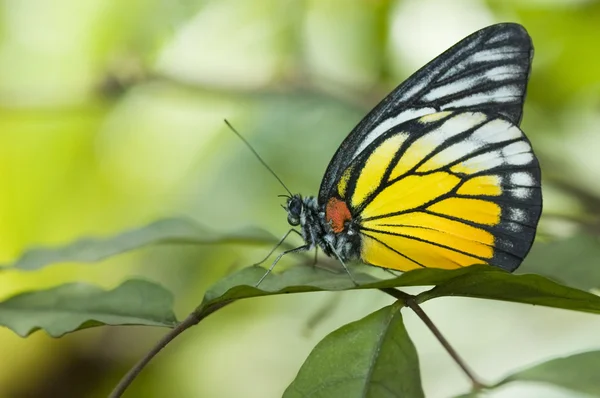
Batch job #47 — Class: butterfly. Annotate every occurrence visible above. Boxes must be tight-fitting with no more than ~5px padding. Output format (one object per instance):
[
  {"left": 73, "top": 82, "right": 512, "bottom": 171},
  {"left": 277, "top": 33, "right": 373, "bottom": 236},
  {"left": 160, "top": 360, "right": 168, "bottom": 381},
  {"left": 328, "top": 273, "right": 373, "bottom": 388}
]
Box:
[{"left": 255, "top": 23, "right": 542, "bottom": 285}]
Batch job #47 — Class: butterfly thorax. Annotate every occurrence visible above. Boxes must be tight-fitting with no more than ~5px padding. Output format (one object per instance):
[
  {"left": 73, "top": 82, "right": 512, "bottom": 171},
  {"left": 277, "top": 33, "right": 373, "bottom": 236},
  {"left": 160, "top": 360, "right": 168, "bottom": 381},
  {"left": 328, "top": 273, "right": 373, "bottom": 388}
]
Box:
[{"left": 286, "top": 194, "right": 361, "bottom": 262}]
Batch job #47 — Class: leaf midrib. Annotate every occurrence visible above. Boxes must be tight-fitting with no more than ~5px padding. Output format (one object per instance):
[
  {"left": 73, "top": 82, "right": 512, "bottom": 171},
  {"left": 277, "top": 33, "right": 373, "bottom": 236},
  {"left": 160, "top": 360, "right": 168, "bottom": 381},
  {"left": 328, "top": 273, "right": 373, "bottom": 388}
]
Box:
[
  {"left": 361, "top": 307, "right": 397, "bottom": 398},
  {"left": 0, "top": 307, "right": 174, "bottom": 324}
]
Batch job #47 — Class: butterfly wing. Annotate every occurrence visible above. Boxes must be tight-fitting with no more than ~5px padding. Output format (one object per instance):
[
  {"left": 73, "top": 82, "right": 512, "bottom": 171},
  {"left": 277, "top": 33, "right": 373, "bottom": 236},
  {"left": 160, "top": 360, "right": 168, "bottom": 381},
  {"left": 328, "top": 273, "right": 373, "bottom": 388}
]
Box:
[
  {"left": 319, "top": 23, "right": 533, "bottom": 205},
  {"left": 328, "top": 111, "right": 541, "bottom": 272}
]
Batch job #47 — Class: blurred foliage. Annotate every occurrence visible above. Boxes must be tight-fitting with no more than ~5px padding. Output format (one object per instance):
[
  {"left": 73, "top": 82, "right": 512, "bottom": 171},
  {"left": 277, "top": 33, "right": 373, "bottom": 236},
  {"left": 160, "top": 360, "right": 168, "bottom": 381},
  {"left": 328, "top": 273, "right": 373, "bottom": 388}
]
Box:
[
  {"left": 520, "top": 234, "right": 600, "bottom": 291},
  {"left": 498, "top": 351, "right": 600, "bottom": 397},
  {"left": 2, "top": 217, "right": 278, "bottom": 271},
  {"left": 1, "top": 0, "right": 600, "bottom": 397},
  {"left": 0, "top": 279, "right": 177, "bottom": 337}
]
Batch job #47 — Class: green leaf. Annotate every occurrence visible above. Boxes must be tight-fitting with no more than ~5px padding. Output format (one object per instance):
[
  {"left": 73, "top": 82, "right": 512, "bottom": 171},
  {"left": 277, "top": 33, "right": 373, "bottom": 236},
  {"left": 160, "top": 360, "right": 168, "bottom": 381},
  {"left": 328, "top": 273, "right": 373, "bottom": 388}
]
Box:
[
  {"left": 283, "top": 301, "right": 424, "bottom": 398},
  {"left": 201, "top": 265, "right": 374, "bottom": 305},
  {"left": 417, "top": 268, "right": 600, "bottom": 314},
  {"left": 4, "top": 217, "right": 277, "bottom": 271},
  {"left": 0, "top": 279, "right": 178, "bottom": 337},
  {"left": 456, "top": 350, "right": 600, "bottom": 397},
  {"left": 487, "top": 2, "right": 600, "bottom": 108},
  {"left": 497, "top": 351, "right": 600, "bottom": 396},
  {"left": 520, "top": 234, "right": 600, "bottom": 291},
  {"left": 198, "top": 263, "right": 600, "bottom": 316},
  {"left": 198, "top": 263, "right": 486, "bottom": 310}
]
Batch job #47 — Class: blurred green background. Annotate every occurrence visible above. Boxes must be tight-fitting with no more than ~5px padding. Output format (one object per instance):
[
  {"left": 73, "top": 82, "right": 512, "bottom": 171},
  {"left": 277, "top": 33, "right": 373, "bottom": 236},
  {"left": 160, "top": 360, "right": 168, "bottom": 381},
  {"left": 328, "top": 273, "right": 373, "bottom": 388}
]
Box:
[{"left": 1, "top": 0, "right": 600, "bottom": 397}]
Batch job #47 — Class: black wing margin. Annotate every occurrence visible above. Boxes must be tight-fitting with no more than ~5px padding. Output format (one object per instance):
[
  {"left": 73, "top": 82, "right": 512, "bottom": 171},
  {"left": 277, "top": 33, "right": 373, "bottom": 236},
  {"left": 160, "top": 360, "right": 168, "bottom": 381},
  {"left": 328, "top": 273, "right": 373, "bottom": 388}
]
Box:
[{"left": 318, "top": 23, "right": 533, "bottom": 205}]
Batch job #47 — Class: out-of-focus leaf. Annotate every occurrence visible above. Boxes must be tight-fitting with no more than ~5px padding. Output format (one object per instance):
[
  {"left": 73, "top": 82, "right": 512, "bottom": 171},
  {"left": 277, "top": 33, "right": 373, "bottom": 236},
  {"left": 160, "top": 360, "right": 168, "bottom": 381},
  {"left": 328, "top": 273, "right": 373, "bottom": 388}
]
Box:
[
  {"left": 199, "top": 266, "right": 377, "bottom": 308},
  {"left": 497, "top": 351, "right": 600, "bottom": 395},
  {"left": 519, "top": 234, "right": 600, "bottom": 291},
  {"left": 100, "top": 0, "right": 210, "bottom": 63},
  {"left": 454, "top": 351, "right": 600, "bottom": 397},
  {"left": 198, "top": 264, "right": 499, "bottom": 310},
  {"left": 4, "top": 217, "right": 278, "bottom": 271},
  {"left": 303, "top": 293, "right": 343, "bottom": 336},
  {"left": 486, "top": 1, "right": 600, "bottom": 108},
  {"left": 304, "top": 0, "right": 392, "bottom": 89},
  {"left": 283, "top": 301, "right": 424, "bottom": 398},
  {"left": 417, "top": 269, "right": 600, "bottom": 314},
  {"left": 0, "top": 279, "right": 177, "bottom": 337},
  {"left": 198, "top": 263, "right": 600, "bottom": 317}
]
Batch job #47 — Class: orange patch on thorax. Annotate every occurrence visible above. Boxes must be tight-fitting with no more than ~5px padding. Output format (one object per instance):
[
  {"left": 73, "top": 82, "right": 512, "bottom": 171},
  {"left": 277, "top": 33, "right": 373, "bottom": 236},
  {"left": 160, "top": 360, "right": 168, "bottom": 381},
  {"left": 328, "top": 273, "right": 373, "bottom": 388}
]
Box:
[{"left": 326, "top": 197, "right": 352, "bottom": 233}]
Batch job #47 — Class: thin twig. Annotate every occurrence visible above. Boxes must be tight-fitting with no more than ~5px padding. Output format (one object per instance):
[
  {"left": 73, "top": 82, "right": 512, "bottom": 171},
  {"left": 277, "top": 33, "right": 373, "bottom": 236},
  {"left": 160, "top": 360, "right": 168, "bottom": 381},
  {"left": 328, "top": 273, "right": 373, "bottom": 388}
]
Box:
[
  {"left": 379, "top": 288, "right": 486, "bottom": 391},
  {"left": 110, "top": 284, "right": 484, "bottom": 396},
  {"left": 379, "top": 287, "right": 412, "bottom": 302},
  {"left": 108, "top": 301, "right": 232, "bottom": 398}
]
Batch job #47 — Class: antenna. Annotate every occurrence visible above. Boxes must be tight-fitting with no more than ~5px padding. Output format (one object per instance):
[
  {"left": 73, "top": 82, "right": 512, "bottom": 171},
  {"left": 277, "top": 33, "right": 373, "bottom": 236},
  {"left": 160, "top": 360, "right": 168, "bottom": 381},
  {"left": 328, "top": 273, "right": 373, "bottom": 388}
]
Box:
[{"left": 224, "top": 119, "right": 293, "bottom": 196}]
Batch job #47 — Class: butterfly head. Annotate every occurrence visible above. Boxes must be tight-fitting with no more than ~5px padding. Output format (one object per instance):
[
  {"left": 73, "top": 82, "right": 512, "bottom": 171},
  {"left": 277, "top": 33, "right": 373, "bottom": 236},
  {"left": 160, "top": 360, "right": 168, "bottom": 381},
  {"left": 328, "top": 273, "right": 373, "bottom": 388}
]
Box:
[{"left": 285, "top": 194, "right": 304, "bottom": 226}]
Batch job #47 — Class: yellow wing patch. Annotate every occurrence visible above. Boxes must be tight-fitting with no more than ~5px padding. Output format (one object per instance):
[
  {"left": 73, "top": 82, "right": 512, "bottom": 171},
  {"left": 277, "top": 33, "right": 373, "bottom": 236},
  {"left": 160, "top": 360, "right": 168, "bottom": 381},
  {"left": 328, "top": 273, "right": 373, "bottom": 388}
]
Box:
[
  {"left": 360, "top": 172, "right": 460, "bottom": 219},
  {"left": 337, "top": 166, "right": 353, "bottom": 198},
  {"left": 362, "top": 231, "right": 486, "bottom": 271},
  {"left": 419, "top": 111, "right": 453, "bottom": 124},
  {"left": 366, "top": 225, "right": 493, "bottom": 258},
  {"left": 362, "top": 211, "right": 494, "bottom": 247},
  {"left": 427, "top": 198, "right": 501, "bottom": 225},
  {"left": 333, "top": 110, "right": 539, "bottom": 273},
  {"left": 351, "top": 133, "right": 407, "bottom": 207},
  {"left": 457, "top": 175, "right": 502, "bottom": 196},
  {"left": 361, "top": 235, "right": 424, "bottom": 272},
  {"left": 390, "top": 112, "right": 487, "bottom": 179}
]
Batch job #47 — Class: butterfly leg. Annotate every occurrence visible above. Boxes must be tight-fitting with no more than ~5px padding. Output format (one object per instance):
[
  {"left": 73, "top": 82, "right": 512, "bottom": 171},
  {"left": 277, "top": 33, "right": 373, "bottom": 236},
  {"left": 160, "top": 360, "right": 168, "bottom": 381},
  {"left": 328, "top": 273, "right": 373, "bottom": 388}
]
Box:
[
  {"left": 252, "top": 229, "right": 302, "bottom": 267},
  {"left": 325, "top": 241, "right": 359, "bottom": 287},
  {"left": 384, "top": 269, "right": 402, "bottom": 277},
  {"left": 255, "top": 244, "right": 310, "bottom": 287},
  {"left": 312, "top": 247, "right": 318, "bottom": 267}
]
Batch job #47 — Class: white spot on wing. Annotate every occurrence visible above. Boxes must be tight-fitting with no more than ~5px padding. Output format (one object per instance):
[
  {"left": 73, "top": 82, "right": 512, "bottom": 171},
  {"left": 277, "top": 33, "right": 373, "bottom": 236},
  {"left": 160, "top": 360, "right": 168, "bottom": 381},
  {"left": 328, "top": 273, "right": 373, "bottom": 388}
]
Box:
[
  {"left": 417, "top": 112, "right": 486, "bottom": 150},
  {"left": 509, "top": 208, "right": 527, "bottom": 223},
  {"left": 506, "top": 222, "right": 522, "bottom": 232},
  {"left": 424, "top": 65, "right": 524, "bottom": 103},
  {"left": 507, "top": 153, "right": 534, "bottom": 166},
  {"left": 471, "top": 119, "right": 522, "bottom": 144},
  {"left": 486, "top": 64, "right": 524, "bottom": 81},
  {"left": 486, "top": 31, "right": 512, "bottom": 44},
  {"left": 398, "top": 80, "right": 429, "bottom": 102},
  {"left": 502, "top": 141, "right": 534, "bottom": 166},
  {"left": 510, "top": 172, "right": 535, "bottom": 186},
  {"left": 442, "top": 47, "right": 524, "bottom": 80},
  {"left": 395, "top": 112, "right": 488, "bottom": 174},
  {"left": 442, "top": 85, "right": 520, "bottom": 108},
  {"left": 353, "top": 108, "right": 435, "bottom": 158},
  {"left": 502, "top": 141, "right": 531, "bottom": 156},
  {"left": 440, "top": 65, "right": 464, "bottom": 81},
  {"left": 423, "top": 77, "right": 477, "bottom": 101},
  {"left": 425, "top": 140, "right": 480, "bottom": 168},
  {"left": 497, "top": 237, "right": 514, "bottom": 249},
  {"left": 438, "top": 112, "right": 487, "bottom": 138},
  {"left": 467, "top": 46, "right": 523, "bottom": 63},
  {"left": 510, "top": 187, "right": 532, "bottom": 199},
  {"left": 460, "top": 150, "right": 503, "bottom": 172}
]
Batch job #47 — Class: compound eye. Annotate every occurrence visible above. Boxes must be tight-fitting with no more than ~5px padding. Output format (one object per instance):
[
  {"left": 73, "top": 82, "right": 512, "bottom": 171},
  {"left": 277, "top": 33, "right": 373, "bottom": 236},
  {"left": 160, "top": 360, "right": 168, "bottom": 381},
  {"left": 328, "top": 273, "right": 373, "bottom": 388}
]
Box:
[
  {"left": 287, "top": 215, "right": 300, "bottom": 226},
  {"left": 288, "top": 198, "right": 302, "bottom": 217}
]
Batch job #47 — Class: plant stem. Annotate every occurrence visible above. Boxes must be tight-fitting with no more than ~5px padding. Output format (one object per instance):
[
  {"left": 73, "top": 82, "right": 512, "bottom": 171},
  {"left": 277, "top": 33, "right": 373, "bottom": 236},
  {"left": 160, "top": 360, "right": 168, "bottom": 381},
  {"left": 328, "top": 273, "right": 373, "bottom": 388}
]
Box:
[
  {"left": 379, "top": 288, "right": 486, "bottom": 391},
  {"left": 108, "top": 301, "right": 232, "bottom": 398}
]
